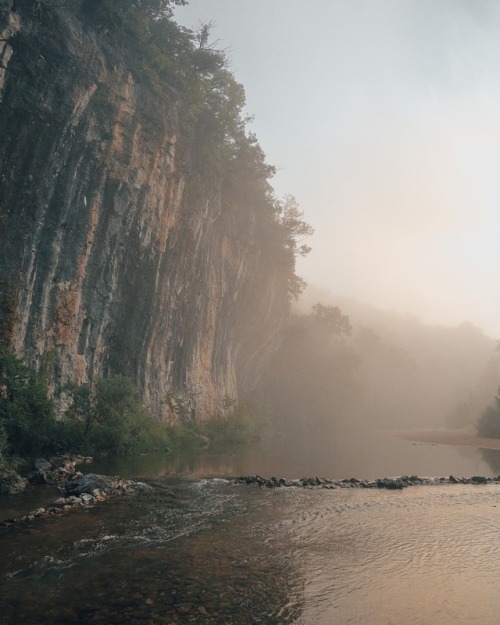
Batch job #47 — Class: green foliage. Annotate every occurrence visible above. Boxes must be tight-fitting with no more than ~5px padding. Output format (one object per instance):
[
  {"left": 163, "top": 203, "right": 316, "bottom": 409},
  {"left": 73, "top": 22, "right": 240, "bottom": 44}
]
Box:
[
  {"left": 275, "top": 195, "right": 314, "bottom": 258},
  {"left": 35, "top": 1, "right": 311, "bottom": 301},
  {"left": 271, "top": 195, "right": 313, "bottom": 300},
  {"left": 65, "top": 376, "right": 171, "bottom": 455},
  {"left": 0, "top": 352, "right": 171, "bottom": 458},
  {"left": 0, "top": 352, "right": 57, "bottom": 458},
  {"left": 0, "top": 280, "right": 19, "bottom": 351},
  {"left": 164, "top": 389, "right": 193, "bottom": 422},
  {"left": 0, "top": 419, "right": 7, "bottom": 460},
  {"left": 476, "top": 388, "right": 500, "bottom": 438},
  {"left": 76, "top": 0, "right": 187, "bottom": 24},
  {"left": 0, "top": 351, "right": 264, "bottom": 462},
  {"left": 203, "top": 404, "right": 262, "bottom": 450},
  {"left": 164, "top": 402, "right": 263, "bottom": 451}
]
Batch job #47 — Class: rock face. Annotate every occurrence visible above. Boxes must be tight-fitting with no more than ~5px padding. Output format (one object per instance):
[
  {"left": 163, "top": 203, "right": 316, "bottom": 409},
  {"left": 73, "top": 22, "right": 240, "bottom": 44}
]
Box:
[{"left": 0, "top": 2, "right": 290, "bottom": 420}]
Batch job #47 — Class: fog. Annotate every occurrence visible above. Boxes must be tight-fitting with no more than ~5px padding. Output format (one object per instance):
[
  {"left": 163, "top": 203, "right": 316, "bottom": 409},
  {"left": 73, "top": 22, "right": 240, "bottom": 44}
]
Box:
[
  {"left": 175, "top": 0, "right": 500, "bottom": 338},
  {"left": 260, "top": 291, "right": 499, "bottom": 466}
]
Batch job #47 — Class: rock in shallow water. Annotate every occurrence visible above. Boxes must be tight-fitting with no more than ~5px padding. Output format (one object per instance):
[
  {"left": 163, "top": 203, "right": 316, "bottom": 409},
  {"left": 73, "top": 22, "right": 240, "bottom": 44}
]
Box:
[
  {"left": 66, "top": 473, "right": 116, "bottom": 496},
  {"left": 234, "top": 474, "right": 500, "bottom": 490},
  {"left": 470, "top": 475, "right": 488, "bottom": 484},
  {"left": 66, "top": 473, "right": 153, "bottom": 497}
]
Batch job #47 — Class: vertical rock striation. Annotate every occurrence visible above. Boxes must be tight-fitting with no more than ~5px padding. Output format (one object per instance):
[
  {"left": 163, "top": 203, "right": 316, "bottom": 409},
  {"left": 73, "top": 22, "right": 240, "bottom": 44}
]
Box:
[{"left": 0, "top": 1, "right": 291, "bottom": 421}]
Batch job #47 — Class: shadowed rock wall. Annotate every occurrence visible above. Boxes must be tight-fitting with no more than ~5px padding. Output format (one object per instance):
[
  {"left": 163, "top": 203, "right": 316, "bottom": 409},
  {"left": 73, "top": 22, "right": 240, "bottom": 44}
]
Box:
[{"left": 0, "top": 1, "right": 289, "bottom": 421}]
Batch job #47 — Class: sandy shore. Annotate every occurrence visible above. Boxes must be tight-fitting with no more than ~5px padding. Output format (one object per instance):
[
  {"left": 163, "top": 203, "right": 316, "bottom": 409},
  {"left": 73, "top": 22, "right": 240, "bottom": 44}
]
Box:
[{"left": 391, "top": 427, "right": 500, "bottom": 451}]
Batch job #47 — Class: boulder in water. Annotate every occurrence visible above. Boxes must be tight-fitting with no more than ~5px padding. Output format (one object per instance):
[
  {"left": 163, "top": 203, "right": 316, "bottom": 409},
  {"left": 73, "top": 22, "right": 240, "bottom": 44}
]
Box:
[
  {"left": 66, "top": 473, "right": 116, "bottom": 496},
  {"left": 470, "top": 476, "right": 488, "bottom": 484}
]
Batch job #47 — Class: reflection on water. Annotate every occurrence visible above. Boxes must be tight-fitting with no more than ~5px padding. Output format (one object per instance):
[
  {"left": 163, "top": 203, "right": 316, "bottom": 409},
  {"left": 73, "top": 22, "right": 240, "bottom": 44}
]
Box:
[
  {"left": 86, "top": 428, "right": 500, "bottom": 482},
  {"left": 480, "top": 447, "right": 500, "bottom": 474}
]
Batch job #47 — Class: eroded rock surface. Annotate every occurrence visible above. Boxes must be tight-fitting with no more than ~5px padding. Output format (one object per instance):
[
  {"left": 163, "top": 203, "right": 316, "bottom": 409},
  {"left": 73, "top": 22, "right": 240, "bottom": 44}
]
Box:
[{"left": 0, "top": 2, "right": 289, "bottom": 421}]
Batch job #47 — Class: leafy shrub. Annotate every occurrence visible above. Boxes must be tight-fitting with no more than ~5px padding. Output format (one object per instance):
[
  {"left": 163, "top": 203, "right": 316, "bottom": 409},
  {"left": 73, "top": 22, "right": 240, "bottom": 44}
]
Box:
[
  {"left": 203, "top": 404, "right": 262, "bottom": 450},
  {"left": 0, "top": 352, "right": 262, "bottom": 461},
  {"left": 65, "top": 376, "right": 171, "bottom": 456},
  {"left": 0, "top": 420, "right": 7, "bottom": 460},
  {"left": 0, "top": 352, "right": 58, "bottom": 458},
  {"left": 165, "top": 402, "right": 264, "bottom": 452}
]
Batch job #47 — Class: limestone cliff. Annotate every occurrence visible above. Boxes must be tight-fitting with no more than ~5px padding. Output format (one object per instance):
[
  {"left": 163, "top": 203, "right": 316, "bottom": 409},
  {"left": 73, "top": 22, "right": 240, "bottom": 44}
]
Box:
[{"left": 0, "top": 1, "right": 295, "bottom": 421}]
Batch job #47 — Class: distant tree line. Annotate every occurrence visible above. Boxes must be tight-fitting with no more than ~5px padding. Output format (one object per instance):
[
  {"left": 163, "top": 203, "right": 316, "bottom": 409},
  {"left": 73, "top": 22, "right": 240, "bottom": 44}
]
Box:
[
  {"left": 476, "top": 389, "right": 500, "bottom": 438},
  {"left": 263, "top": 299, "right": 499, "bottom": 440}
]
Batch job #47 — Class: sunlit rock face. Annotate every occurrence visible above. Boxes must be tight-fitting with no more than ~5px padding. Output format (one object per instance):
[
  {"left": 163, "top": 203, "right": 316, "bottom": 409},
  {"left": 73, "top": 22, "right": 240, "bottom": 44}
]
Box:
[{"left": 0, "top": 2, "right": 288, "bottom": 421}]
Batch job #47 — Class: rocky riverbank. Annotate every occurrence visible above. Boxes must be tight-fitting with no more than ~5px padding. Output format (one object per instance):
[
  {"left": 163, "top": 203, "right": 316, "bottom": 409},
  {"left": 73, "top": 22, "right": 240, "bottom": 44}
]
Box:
[
  {"left": 0, "top": 455, "right": 92, "bottom": 495},
  {"left": 0, "top": 455, "right": 153, "bottom": 526}
]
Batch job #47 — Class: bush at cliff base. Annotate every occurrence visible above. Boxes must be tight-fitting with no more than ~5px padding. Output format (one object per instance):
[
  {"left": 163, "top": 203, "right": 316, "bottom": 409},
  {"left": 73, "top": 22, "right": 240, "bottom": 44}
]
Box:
[
  {"left": 0, "top": 353, "right": 170, "bottom": 459},
  {"left": 0, "top": 352, "right": 57, "bottom": 458}
]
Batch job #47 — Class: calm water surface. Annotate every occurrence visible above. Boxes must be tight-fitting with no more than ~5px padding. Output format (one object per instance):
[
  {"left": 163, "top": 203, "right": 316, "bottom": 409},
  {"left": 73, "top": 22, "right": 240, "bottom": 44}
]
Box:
[
  {"left": 86, "top": 428, "right": 500, "bottom": 480},
  {"left": 2, "top": 429, "right": 500, "bottom": 624}
]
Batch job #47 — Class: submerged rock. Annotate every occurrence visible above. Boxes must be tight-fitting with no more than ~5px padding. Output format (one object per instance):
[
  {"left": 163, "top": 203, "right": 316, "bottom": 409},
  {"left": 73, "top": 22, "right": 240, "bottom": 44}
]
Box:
[
  {"left": 376, "top": 478, "right": 404, "bottom": 490},
  {"left": 66, "top": 473, "right": 116, "bottom": 496},
  {"left": 66, "top": 473, "right": 153, "bottom": 497},
  {"left": 470, "top": 476, "right": 488, "bottom": 484}
]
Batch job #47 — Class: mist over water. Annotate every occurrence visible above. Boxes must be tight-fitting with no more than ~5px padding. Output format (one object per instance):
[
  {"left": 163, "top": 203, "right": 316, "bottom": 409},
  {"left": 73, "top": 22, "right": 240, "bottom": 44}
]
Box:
[
  {"left": 81, "top": 431, "right": 500, "bottom": 485},
  {"left": 4, "top": 2, "right": 500, "bottom": 624},
  {"left": 259, "top": 289, "right": 500, "bottom": 470}
]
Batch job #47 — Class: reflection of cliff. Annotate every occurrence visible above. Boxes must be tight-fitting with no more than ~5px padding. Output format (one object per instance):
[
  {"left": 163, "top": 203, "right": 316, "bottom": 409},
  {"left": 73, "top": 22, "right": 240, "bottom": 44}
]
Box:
[
  {"left": 0, "top": 3, "right": 293, "bottom": 420},
  {"left": 479, "top": 448, "right": 500, "bottom": 475}
]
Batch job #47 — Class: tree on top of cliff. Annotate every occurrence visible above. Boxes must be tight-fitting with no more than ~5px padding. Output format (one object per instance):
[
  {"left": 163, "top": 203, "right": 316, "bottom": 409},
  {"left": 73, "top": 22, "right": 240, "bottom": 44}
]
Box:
[
  {"left": 0, "top": 0, "right": 316, "bottom": 426},
  {"left": 75, "top": 2, "right": 314, "bottom": 301},
  {"left": 78, "top": 0, "right": 187, "bottom": 19}
]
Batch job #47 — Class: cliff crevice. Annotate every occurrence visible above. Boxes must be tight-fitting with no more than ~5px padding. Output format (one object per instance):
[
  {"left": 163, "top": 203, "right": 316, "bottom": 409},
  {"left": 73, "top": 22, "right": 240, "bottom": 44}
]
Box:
[{"left": 0, "top": 1, "right": 295, "bottom": 421}]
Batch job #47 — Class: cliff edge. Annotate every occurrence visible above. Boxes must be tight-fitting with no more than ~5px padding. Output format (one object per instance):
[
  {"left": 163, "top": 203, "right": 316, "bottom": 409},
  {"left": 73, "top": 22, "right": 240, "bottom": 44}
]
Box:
[{"left": 0, "top": 0, "right": 304, "bottom": 421}]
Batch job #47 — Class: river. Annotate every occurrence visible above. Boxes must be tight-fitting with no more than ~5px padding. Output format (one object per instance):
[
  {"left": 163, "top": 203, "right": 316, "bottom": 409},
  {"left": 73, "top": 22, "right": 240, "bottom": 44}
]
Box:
[{"left": 2, "top": 429, "right": 500, "bottom": 624}]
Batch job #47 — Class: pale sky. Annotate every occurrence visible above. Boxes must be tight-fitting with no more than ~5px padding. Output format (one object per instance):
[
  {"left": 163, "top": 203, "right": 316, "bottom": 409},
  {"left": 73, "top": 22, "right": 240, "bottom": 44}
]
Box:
[{"left": 174, "top": 0, "right": 500, "bottom": 338}]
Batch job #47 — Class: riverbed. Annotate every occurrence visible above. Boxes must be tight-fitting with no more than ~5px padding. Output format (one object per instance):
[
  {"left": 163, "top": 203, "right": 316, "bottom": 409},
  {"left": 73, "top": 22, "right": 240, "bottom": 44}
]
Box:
[{"left": 2, "top": 429, "right": 500, "bottom": 624}]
